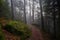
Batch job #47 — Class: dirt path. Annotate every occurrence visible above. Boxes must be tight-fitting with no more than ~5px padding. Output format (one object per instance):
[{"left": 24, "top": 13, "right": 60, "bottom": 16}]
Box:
[{"left": 28, "top": 25, "right": 43, "bottom": 40}]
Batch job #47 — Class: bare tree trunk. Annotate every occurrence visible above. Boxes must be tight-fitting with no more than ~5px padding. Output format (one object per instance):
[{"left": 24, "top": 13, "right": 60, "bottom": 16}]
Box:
[
  {"left": 11, "top": 0, "right": 14, "bottom": 20},
  {"left": 57, "top": 0, "right": 60, "bottom": 39},
  {"left": 52, "top": 0, "right": 56, "bottom": 39},
  {"left": 39, "top": 0, "right": 44, "bottom": 30},
  {"left": 24, "top": 0, "right": 26, "bottom": 23},
  {"left": 29, "top": 0, "right": 31, "bottom": 24},
  {"left": 32, "top": 0, "right": 34, "bottom": 23}
]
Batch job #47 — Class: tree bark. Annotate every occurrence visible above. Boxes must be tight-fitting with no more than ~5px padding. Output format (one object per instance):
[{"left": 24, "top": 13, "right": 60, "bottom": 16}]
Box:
[
  {"left": 24, "top": 0, "right": 26, "bottom": 23},
  {"left": 11, "top": 0, "right": 14, "bottom": 20},
  {"left": 39, "top": 0, "right": 44, "bottom": 30},
  {"left": 32, "top": 0, "right": 34, "bottom": 23}
]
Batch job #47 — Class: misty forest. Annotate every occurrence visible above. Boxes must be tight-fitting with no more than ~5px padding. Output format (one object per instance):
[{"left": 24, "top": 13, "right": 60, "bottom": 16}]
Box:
[{"left": 0, "top": 0, "right": 60, "bottom": 40}]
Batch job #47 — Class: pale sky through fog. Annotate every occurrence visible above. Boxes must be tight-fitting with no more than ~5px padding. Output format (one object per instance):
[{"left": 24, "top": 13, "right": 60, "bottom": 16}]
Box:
[
  {"left": 7, "top": 0, "right": 45, "bottom": 24},
  {"left": 8, "top": 0, "right": 40, "bottom": 15},
  {"left": 8, "top": 0, "right": 11, "bottom": 6},
  {"left": 8, "top": 0, "right": 44, "bottom": 22}
]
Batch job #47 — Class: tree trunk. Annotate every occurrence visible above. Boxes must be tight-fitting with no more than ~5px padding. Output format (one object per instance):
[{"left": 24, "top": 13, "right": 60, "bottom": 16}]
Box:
[
  {"left": 51, "top": 0, "right": 56, "bottom": 39},
  {"left": 24, "top": 0, "right": 26, "bottom": 23},
  {"left": 32, "top": 0, "right": 34, "bottom": 23},
  {"left": 11, "top": 0, "right": 14, "bottom": 20},
  {"left": 29, "top": 0, "right": 31, "bottom": 24},
  {"left": 39, "top": 0, "right": 44, "bottom": 30}
]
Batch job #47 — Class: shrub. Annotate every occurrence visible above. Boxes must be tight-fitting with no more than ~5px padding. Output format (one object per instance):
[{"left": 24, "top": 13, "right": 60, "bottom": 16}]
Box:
[{"left": 2, "top": 21, "right": 32, "bottom": 40}]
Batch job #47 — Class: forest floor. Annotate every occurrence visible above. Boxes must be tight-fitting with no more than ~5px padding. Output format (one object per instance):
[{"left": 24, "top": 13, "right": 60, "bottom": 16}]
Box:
[
  {"left": 2, "top": 25, "right": 50, "bottom": 40},
  {"left": 28, "top": 25, "right": 50, "bottom": 40}
]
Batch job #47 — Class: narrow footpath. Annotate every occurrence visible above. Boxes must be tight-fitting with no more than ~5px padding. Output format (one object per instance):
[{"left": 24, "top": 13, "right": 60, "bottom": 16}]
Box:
[{"left": 28, "top": 25, "right": 43, "bottom": 40}]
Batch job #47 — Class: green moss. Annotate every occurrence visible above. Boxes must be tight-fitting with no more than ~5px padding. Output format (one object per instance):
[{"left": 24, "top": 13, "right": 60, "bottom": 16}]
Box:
[
  {"left": 0, "top": 20, "right": 32, "bottom": 40},
  {"left": 7, "top": 21, "right": 32, "bottom": 40},
  {"left": 0, "top": 25, "right": 5, "bottom": 40}
]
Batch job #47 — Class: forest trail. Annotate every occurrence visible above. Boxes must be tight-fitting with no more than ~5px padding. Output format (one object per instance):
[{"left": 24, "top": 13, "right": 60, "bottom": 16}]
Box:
[
  {"left": 28, "top": 25, "right": 43, "bottom": 40},
  {"left": 28, "top": 25, "right": 50, "bottom": 40}
]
